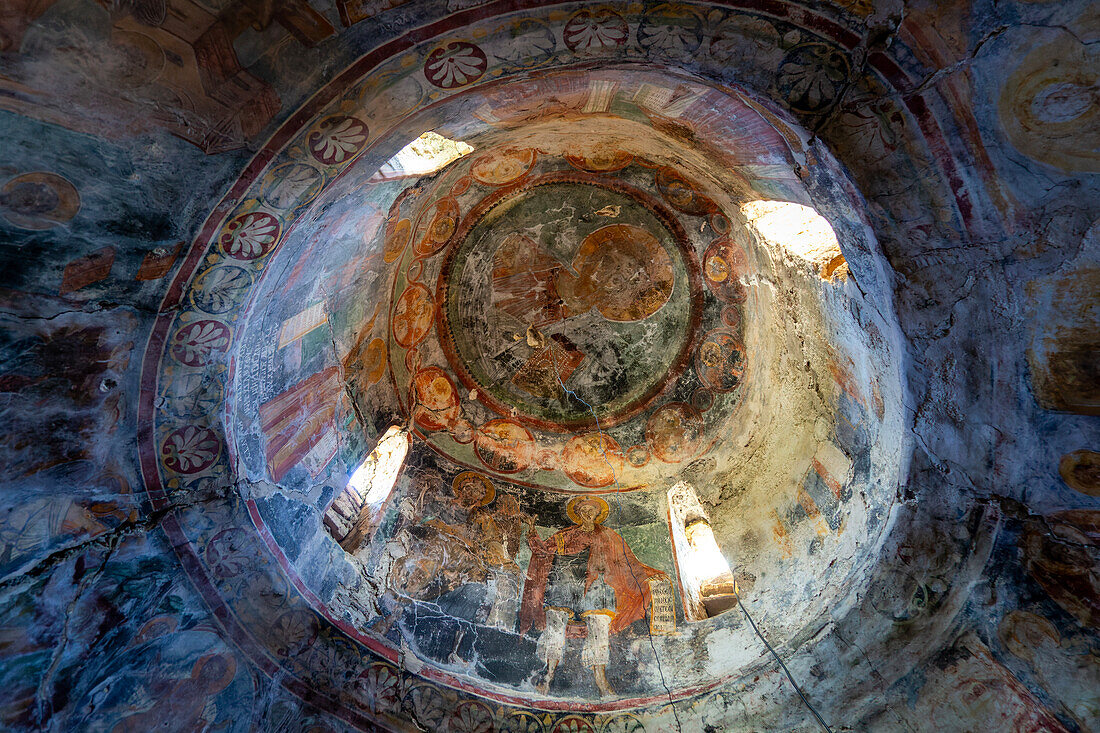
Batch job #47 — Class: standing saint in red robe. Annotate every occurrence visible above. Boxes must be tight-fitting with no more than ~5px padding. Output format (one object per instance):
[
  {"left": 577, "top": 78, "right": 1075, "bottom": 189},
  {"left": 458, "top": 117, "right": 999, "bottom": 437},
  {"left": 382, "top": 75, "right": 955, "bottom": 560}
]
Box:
[{"left": 519, "top": 496, "right": 666, "bottom": 696}]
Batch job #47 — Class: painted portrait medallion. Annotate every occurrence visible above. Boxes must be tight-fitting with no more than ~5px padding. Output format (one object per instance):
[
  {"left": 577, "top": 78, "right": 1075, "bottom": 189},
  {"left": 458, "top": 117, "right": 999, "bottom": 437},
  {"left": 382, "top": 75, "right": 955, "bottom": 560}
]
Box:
[
  {"left": 703, "top": 237, "right": 749, "bottom": 303},
  {"left": 561, "top": 432, "right": 624, "bottom": 488},
  {"left": 392, "top": 283, "right": 435, "bottom": 348},
  {"left": 474, "top": 419, "right": 536, "bottom": 473},
  {"left": 412, "top": 366, "right": 460, "bottom": 431},
  {"left": 645, "top": 403, "right": 704, "bottom": 463},
  {"left": 696, "top": 329, "right": 746, "bottom": 392},
  {"left": 438, "top": 174, "right": 701, "bottom": 432},
  {"left": 470, "top": 148, "right": 537, "bottom": 185}
]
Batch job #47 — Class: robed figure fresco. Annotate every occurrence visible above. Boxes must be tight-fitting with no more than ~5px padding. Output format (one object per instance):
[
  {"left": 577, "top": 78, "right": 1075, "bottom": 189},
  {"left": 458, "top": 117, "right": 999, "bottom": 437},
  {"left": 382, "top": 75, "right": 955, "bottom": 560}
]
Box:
[
  {"left": 519, "top": 496, "right": 666, "bottom": 696},
  {"left": 381, "top": 471, "right": 530, "bottom": 661},
  {"left": 420, "top": 471, "right": 530, "bottom": 634}
]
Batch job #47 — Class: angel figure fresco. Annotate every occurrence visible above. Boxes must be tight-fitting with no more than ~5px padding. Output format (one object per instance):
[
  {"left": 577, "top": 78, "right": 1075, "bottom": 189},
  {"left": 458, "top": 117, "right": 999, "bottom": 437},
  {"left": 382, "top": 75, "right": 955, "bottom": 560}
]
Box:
[
  {"left": 519, "top": 496, "right": 668, "bottom": 696},
  {"left": 491, "top": 224, "right": 675, "bottom": 329},
  {"left": 382, "top": 471, "right": 531, "bottom": 661}
]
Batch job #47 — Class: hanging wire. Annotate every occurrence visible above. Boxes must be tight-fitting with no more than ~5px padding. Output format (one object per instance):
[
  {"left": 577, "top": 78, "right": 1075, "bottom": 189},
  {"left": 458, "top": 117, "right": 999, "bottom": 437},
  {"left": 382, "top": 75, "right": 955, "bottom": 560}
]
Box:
[
  {"left": 548, "top": 323, "right": 832, "bottom": 733},
  {"left": 735, "top": 590, "right": 834, "bottom": 732}
]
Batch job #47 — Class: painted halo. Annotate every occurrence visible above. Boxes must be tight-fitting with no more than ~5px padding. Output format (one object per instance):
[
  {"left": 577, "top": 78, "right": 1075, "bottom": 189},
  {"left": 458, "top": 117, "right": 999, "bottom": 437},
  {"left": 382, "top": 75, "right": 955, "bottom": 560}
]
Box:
[
  {"left": 451, "top": 470, "right": 496, "bottom": 506},
  {"left": 566, "top": 495, "right": 611, "bottom": 525}
]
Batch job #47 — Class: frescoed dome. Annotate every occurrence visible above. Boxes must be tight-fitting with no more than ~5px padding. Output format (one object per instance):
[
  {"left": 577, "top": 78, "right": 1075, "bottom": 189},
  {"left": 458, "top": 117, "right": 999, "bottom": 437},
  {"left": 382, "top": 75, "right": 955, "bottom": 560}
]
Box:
[
  {"left": 194, "top": 67, "right": 908, "bottom": 710},
  {"left": 7, "top": 1, "right": 1092, "bottom": 731}
]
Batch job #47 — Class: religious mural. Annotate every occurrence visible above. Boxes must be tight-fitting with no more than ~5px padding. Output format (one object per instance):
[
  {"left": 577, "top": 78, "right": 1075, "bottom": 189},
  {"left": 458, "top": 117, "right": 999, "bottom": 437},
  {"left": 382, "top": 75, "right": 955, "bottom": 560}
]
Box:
[
  {"left": 133, "top": 6, "right": 937, "bottom": 719},
  {"left": 347, "top": 460, "right": 678, "bottom": 699},
  {"left": 520, "top": 495, "right": 670, "bottom": 696},
  {"left": 0, "top": 0, "right": 1097, "bottom": 730},
  {"left": 378, "top": 146, "right": 739, "bottom": 495}
]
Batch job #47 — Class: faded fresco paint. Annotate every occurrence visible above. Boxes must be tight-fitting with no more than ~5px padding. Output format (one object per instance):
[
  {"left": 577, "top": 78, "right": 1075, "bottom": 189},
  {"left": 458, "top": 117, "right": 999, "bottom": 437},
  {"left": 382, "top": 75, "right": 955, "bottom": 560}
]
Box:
[{"left": 0, "top": 0, "right": 1097, "bottom": 731}]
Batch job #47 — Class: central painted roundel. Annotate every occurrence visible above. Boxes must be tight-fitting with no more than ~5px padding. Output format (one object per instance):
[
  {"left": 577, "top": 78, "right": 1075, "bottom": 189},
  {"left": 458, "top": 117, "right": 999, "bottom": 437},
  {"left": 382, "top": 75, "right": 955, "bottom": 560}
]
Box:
[{"left": 438, "top": 174, "right": 699, "bottom": 431}]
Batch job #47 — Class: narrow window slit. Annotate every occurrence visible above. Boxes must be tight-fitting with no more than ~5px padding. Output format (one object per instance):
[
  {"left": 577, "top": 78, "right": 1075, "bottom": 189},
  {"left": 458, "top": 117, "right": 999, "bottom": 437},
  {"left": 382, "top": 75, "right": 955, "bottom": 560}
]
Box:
[
  {"left": 324, "top": 425, "right": 409, "bottom": 553},
  {"left": 668, "top": 482, "right": 739, "bottom": 620}
]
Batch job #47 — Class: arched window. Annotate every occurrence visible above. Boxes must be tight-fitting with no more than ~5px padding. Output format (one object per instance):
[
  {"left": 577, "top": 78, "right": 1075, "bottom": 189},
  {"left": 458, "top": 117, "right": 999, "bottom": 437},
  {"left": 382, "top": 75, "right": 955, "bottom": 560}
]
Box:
[
  {"left": 741, "top": 200, "right": 847, "bottom": 281},
  {"left": 323, "top": 425, "right": 409, "bottom": 552},
  {"left": 668, "top": 482, "right": 739, "bottom": 620},
  {"left": 373, "top": 132, "right": 473, "bottom": 180}
]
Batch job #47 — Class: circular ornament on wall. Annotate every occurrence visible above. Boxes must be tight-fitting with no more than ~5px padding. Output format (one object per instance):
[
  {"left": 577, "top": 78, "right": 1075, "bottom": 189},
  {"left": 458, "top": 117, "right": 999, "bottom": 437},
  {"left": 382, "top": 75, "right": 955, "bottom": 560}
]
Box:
[
  {"left": 219, "top": 212, "right": 280, "bottom": 260},
  {"left": 414, "top": 197, "right": 460, "bottom": 257},
  {"left": 308, "top": 116, "right": 369, "bottom": 165},
  {"left": 1060, "top": 450, "right": 1100, "bottom": 496},
  {"left": 412, "top": 366, "right": 460, "bottom": 431},
  {"left": 646, "top": 402, "right": 703, "bottom": 463},
  {"left": 470, "top": 148, "right": 537, "bottom": 185},
  {"left": 561, "top": 432, "right": 624, "bottom": 488},
  {"left": 776, "top": 43, "right": 851, "bottom": 114},
  {"left": 392, "top": 283, "right": 435, "bottom": 349},
  {"left": 384, "top": 218, "right": 412, "bottom": 263},
  {"left": 655, "top": 167, "right": 716, "bottom": 216},
  {"left": 703, "top": 237, "right": 749, "bottom": 302},
  {"left": 170, "top": 320, "right": 231, "bottom": 367},
  {"left": 998, "top": 34, "right": 1100, "bottom": 172},
  {"left": 474, "top": 419, "right": 536, "bottom": 473},
  {"left": 563, "top": 9, "right": 628, "bottom": 54},
  {"left": 0, "top": 172, "right": 80, "bottom": 230},
  {"left": 696, "top": 328, "right": 746, "bottom": 392},
  {"left": 424, "top": 41, "right": 488, "bottom": 89},
  {"left": 161, "top": 425, "right": 221, "bottom": 474}
]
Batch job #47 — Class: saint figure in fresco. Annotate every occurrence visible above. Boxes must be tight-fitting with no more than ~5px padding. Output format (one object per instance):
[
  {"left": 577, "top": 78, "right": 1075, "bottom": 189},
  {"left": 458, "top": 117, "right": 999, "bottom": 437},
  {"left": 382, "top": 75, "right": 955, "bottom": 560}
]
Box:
[
  {"left": 427, "top": 472, "right": 531, "bottom": 657},
  {"left": 424, "top": 471, "right": 521, "bottom": 575},
  {"left": 386, "top": 471, "right": 530, "bottom": 661},
  {"left": 519, "top": 496, "right": 667, "bottom": 696}
]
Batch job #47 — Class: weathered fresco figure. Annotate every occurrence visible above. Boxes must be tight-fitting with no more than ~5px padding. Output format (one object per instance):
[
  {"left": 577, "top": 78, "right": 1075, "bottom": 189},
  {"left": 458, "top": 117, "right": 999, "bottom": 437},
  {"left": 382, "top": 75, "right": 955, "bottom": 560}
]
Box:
[
  {"left": 520, "top": 496, "right": 667, "bottom": 696},
  {"left": 110, "top": 653, "right": 237, "bottom": 733},
  {"left": 4, "top": 0, "right": 1098, "bottom": 728},
  {"left": 383, "top": 471, "right": 528, "bottom": 660}
]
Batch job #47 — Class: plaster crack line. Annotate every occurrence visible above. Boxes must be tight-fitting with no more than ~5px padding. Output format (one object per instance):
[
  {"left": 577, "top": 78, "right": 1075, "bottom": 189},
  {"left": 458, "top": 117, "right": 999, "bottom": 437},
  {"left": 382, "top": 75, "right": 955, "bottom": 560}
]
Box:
[
  {"left": 0, "top": 479, "right": 233, "bottom": 591},
  {"left": 901, "top": 25, "right": 1009, "bottom": 99},
  {"left": 812, "top": 7, "right": 902, "bottom": 138},
  {"left": 547, "top": 338, "right": 683, "bottom": 733},
  {"left": 1017, "top": 22, "right": 1100, "bottom": 48},
  {"left": 34, "top": 530, "right": 120, "bottom": 731},
  {"left": 833, "top": 624, "right": 897, "bottom": 726}
]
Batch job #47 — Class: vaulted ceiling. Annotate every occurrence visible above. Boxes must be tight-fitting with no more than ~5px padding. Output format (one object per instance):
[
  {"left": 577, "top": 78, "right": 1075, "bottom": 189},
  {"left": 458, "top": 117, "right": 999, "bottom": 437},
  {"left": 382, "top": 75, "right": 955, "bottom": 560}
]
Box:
[{"left": 0, "top": 1, "right": 1097, "bottom": 731}]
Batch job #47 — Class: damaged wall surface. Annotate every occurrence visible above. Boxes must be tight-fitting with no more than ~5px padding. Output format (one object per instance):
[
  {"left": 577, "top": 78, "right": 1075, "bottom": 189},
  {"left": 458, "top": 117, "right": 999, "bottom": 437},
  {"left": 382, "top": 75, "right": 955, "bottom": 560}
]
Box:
[{"left": 0, "top": 0, "right": 1097, "bottom": 731}]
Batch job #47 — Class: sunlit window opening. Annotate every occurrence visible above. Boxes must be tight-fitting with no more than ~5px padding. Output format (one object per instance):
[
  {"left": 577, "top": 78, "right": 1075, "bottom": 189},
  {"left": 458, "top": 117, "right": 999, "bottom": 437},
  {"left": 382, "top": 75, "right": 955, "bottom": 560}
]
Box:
[
  {"left": 324, "top": 425, "right": 409, "bottom": 552},
  {"left": 375, "top": 131, "right": 474, "bottom": 180},
  {"left": 668, "top": 482, "right": 739, "bottom": 620},
  {"left": 741, "top": 200, "right": 847, "bottom": 281},
  {"left": 685, "top": 521, "right": 740, "bottom": 616}
]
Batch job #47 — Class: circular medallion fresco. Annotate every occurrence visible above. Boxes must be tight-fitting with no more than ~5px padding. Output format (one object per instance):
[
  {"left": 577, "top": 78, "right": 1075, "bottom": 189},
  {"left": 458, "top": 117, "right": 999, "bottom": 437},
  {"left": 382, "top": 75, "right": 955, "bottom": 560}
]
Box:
[
  {"left": 438, "top": 175, "right": 699, "bottom": 432},
  {"left": 381, "top": 148, "right": 748, "bottom": 491}
]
